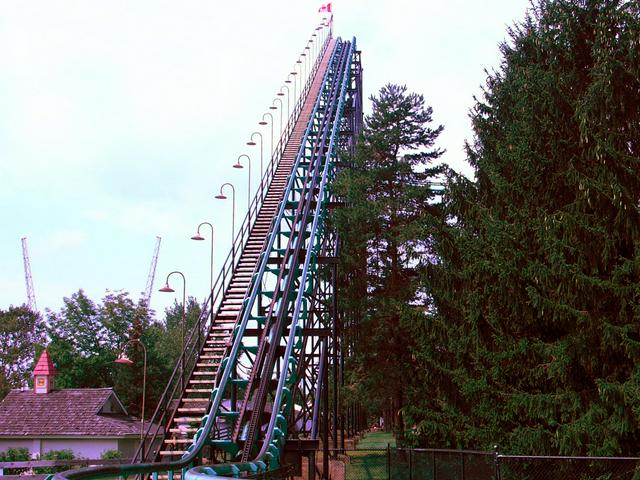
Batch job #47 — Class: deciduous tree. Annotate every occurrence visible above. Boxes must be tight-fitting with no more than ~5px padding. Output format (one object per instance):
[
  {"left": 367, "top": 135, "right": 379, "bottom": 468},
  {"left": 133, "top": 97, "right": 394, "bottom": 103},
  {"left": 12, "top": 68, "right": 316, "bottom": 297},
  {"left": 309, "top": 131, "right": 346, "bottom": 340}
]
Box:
[{"left": 0, "top": 305, "right": 46, "bottom": 399}]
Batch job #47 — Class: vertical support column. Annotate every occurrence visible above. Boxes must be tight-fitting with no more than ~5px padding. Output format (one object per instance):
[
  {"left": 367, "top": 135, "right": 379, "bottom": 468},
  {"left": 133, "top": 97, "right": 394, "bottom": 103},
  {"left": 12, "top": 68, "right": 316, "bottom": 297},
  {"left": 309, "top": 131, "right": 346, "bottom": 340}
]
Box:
[
  {"left": 322, "top": 337, "right": 329, "bottom": 480},
  {"left": 331, "top": 262, "right": 338, "bottom": 454},
  {"left": 308, "top": 451, "right": 316, "bottom": 480}
]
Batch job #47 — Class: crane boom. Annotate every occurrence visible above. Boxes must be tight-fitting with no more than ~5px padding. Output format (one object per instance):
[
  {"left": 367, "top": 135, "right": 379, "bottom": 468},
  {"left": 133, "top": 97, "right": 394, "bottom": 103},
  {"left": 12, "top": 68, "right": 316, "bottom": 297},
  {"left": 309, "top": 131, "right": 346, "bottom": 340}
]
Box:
[
  {"left": 21, "top": 237, "right": 37, "bottom": 311},
  {"left": 142, "top": 236, "right": 161, "bottom": 306}
]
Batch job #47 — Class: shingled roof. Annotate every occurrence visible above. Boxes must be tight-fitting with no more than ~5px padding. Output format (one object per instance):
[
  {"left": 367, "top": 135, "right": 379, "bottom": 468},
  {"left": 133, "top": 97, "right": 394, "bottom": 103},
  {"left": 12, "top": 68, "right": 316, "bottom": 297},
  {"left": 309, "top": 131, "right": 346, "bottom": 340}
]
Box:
[{"left": 0, "top": 388, "right": 142, "bottom": 437}]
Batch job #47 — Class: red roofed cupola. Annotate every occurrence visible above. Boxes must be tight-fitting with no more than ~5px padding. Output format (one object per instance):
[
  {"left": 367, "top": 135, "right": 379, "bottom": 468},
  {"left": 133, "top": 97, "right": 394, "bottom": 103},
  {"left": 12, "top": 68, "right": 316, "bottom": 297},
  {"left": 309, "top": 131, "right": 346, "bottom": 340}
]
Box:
[{"left": 33, "top": 349, "right": 56, "bottom": 394}]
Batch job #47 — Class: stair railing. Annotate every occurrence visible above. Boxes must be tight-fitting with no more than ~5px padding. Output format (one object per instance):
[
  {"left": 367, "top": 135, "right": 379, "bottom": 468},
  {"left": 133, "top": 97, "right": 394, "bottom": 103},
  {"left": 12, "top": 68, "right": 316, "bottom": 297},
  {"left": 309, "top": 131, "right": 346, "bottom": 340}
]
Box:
[{"left": 129, "top": 20, "right": 333, "bottom": 466}]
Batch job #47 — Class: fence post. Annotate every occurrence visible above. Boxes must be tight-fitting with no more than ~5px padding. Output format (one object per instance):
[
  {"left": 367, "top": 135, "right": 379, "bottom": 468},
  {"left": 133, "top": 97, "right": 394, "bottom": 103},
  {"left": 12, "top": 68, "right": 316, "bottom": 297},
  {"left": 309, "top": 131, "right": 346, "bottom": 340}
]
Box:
[
  {"left": 493, "top": 444, "right": 501, "bottom": 480},
  {"left": 433, "top": 450, "right": 437, "bottom": 480},
  {"left": 409, "top": 449, "right": 413, "bottom": 480},
  {"left": 387, "top": 443, "right": 391, "bottom": 480}
]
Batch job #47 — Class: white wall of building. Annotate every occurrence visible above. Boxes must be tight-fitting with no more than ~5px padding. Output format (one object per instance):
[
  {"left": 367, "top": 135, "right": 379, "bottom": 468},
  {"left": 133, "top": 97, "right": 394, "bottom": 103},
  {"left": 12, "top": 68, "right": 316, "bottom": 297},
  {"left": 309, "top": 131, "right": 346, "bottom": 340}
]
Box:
[{"left": 0, "top": 437, "right": 137, "bottom": 459}]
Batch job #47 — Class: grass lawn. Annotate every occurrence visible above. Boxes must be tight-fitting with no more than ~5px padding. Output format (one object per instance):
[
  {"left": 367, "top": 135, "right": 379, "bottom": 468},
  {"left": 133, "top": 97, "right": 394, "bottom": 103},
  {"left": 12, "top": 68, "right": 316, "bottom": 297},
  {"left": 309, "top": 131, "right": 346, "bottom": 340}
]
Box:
[
  {"left": 357, "top": 431, "right": 396, "bottom": 449},
  {"left": 344, "top": 432, "right": 397, "bottom": 479}
]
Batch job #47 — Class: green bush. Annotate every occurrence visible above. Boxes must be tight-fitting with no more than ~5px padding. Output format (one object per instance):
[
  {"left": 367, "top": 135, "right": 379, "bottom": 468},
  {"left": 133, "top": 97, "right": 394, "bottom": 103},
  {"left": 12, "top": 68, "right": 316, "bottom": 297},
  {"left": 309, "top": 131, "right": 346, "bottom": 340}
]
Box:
[
  {"left": 0, "top": 447, "right": 30, "bottom": 461},
  {"left": 100, "top": 449, "right": 122, "bottom": 460},
  {"left": 34, "top": 449, "right": 75, "bottom": 474},
  {"left": 0, "top": 447, "right": 31, "bottom": 475}
]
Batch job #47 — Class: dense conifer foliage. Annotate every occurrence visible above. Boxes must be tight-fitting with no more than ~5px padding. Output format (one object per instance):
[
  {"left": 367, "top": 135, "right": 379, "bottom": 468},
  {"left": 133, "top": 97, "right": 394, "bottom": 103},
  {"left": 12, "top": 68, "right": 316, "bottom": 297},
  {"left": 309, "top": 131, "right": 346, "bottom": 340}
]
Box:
[
  {"left": 409, "top": 0, "right": 640, "bottom": 455},
  {"left": 334, "top": 84, "right": 444, "bottom": 435}
]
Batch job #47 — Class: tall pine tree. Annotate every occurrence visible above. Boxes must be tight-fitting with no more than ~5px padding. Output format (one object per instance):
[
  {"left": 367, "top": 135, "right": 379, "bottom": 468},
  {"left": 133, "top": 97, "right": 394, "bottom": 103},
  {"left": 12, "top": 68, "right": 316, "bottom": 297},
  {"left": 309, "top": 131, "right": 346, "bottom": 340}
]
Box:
[
  {"left": 413, "top": 0, "right": 640, "bottom": 455},
  {"left": 335, "top": 84, "right": 444, "bottom": 436}
]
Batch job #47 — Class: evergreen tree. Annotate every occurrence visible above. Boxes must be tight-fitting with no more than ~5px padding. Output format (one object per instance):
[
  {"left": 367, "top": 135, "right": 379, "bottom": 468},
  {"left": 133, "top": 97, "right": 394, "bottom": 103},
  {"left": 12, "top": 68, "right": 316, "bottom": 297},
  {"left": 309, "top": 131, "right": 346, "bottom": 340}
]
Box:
[
  {"left": 334, "top": 84, "right": 444, "bottom": 437},
  {"left": 413, "top": 0, "right": 640, "bottom": 455}
]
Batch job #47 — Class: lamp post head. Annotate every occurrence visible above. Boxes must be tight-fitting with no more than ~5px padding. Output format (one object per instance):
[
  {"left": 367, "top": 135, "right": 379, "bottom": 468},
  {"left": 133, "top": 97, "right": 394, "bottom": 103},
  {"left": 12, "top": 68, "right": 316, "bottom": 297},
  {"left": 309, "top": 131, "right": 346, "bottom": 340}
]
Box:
[
  {"left": 277, "top": 92, "right": 284, "bottom": 96},
  {"left": 247, "top": 140, "right": 257, "bottom": 146},
  {"left": 233, "top": 162, "right": 243, "bottom": 169},
  {"left": 269, "top": 106, "right": 277, "bottom": 110},
  {"left": 259, "top": 121, "right": 268, "bottom": 126},
  {"left": 159, "top": 284, "right": 175, "bottom": 293},
  {"left": 115, "top": 352, "right": 134, "bottom": 365},
  {"left": 215, "top": 193, "right": 227, "bottom": 200},
  {"left": 285, "top": 80, "right": 292, "bottom": 84},
  {"left": 191, "top": 234, "right": 205, "bottom": 241}
]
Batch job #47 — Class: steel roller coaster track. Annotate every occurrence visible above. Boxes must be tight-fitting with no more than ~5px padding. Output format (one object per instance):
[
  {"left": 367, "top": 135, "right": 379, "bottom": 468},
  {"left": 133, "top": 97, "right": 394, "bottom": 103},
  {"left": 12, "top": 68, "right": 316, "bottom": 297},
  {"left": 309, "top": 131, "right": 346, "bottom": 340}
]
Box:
[{"left": 56, "top": 16, "right": 363, "bottom": 480}]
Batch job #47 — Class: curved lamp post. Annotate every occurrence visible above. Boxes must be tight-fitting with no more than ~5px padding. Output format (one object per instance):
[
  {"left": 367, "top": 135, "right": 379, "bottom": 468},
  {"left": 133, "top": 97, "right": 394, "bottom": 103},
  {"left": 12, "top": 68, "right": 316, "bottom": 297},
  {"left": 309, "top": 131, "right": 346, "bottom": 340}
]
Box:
[
  {"left": 215, "top": 182, "right": 236, "bottom": 260},
  {"left": 297, "top": 57, "right": 306, "bottom": 90},
  {"left": 233, "top": 154, "right": 252, "bottom": 209},
  {"left": 271, "top": 98, "right": 284, "bottom": 137},
  {"left": 191, "top": 222, "right": 214, "bottom": 327},
  {"left": 286, "top": 72, "right": 297, "bottom": 108},
  {"left": 278, "top": 85, "right": 290, "bottom": 122},
  {"left": 307, "top": 39, "right": 315, "bottom": 62},
  {"left": 247, "top": 132, "right": 264, "bottom": 195},
  {"left": 290, "top": 70, "right": 300, "bottom": 105},
  {"left": 303, "top": 45, "right": 312, "bottom": 77},
  {"left": 295, "top": 61, "right": 304, "bottom": 92},
  {"left": 259, "top": 112, "right": 275, "bottom": 159},
  {"left": 159, "top": 271, "right": 187, "bottom": 390},
  {"left": 115, "top": 338, "right": 147, "bottom": 442},
  {"left": 316, "top": 25, "right": 323, "bottom": 47}
]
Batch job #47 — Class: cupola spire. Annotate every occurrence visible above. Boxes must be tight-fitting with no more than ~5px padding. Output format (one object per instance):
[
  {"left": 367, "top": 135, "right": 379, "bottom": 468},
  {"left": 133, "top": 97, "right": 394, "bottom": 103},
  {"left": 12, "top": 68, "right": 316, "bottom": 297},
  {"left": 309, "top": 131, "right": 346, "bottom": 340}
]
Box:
[{"left": 33, "top": 349, "right": 56, "bottom": 394}]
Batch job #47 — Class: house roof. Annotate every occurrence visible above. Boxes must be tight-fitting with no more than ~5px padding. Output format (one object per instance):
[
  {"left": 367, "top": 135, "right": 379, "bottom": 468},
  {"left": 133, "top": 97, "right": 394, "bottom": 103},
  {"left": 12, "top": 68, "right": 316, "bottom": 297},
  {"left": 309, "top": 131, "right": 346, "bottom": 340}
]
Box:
[
  {"left": 32, "top": 349, "right": 56, "bottom": 376},
  {"left": 0, "top": 388, "right": 143, "bottom": 437}
]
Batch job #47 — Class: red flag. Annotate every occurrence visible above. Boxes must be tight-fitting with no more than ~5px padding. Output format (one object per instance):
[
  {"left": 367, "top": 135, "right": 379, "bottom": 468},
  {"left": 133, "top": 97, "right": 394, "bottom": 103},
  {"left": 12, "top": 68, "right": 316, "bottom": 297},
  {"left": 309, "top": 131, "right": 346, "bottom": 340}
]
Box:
[{"left": 318, "top": 3, "right": 332, "bottom": 13}]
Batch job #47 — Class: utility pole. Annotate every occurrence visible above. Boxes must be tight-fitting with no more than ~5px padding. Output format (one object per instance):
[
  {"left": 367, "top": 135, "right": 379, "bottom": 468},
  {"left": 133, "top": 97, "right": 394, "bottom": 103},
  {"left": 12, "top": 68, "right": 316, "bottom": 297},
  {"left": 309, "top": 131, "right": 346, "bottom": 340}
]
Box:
[{"left": 142, "top": 236, "right": 161, "bottom": 306}]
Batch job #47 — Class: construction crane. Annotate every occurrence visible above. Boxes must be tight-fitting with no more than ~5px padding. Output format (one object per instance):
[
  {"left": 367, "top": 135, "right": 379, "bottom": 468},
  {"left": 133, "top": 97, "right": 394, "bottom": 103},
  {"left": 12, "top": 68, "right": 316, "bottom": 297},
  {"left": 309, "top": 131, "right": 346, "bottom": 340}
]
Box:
[
  {"left": 21, "top": 237, "right": 37, "bottom": 311},
  {"left": 141, "top": 236, "right": 161, "bottom": 306}
]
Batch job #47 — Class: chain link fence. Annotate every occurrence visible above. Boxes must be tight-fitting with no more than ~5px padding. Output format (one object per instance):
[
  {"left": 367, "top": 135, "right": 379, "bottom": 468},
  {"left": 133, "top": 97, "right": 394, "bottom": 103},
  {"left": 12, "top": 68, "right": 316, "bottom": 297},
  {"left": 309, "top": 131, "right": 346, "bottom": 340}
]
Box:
[
  {"left": 497, "top": 454, "right": 640, "bottom": 480},
  {"left": 335, "top": 447, "right": 640, "bottom": 480}
]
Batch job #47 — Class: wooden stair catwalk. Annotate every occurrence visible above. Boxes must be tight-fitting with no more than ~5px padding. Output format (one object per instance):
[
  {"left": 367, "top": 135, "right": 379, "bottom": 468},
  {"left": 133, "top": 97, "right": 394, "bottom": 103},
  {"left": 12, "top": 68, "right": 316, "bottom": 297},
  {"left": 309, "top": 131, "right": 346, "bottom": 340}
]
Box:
[{"left": 156, "top": 39, "right": 337, "bottom": 461}]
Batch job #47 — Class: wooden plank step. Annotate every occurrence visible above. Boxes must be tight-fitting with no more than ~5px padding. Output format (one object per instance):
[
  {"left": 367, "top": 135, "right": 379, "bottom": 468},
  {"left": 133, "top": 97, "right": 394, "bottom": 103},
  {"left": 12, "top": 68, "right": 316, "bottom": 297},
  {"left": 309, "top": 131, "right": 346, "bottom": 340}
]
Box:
[
  {"left": 173, "top": 416, "right": 204, "bottom": 422},
  {"left": 169, "top": 427, "right": 199, "bottom": 433},
  {"left": 164, "top": 438, "right": 194, "bottom": 444}
]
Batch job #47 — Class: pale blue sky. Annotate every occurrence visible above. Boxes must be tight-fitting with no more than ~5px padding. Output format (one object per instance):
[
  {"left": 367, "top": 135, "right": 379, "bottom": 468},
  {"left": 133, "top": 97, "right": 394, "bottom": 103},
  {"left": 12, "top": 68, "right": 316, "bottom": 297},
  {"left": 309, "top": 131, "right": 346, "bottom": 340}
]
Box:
[{"left": 1, "top": 0, "right": 530, "bottom": 317}]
